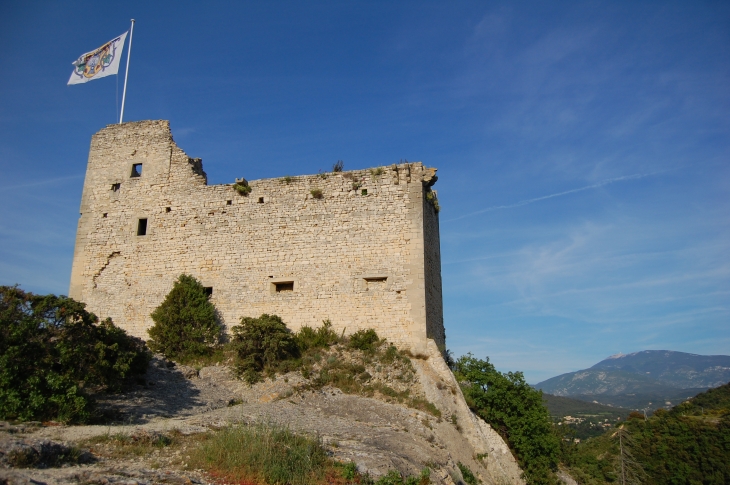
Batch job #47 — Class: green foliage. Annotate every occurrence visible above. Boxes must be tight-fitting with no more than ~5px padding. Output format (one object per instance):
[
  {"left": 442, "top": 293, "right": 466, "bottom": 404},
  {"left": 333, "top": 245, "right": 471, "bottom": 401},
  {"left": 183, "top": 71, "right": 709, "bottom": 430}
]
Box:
[
  {"left": 282, "top": 175, "right": 294, "bottom": 184},
  {"left": 370, "top": 167, "right": 385, "bottom": 177},
  {"left": 147, "top": 274, "right": 221, "bottom": 362},
  {"left": 310, "top": 188, "right": 324, "bottom": 199},
  {"left": 425, "top": 190, "right": 440, "bottom": 213},
  {"left": 233, "top": 181, "right": 251, "bottom": 195},
  {"left": 295, "top": 319, "right": 340, "bottom": 352},
  {"left": 231, "top": 314, "right": 300, "bottom": 384},
  {"left": 0, "top": 286, "right": 150, "bottom": 423},
  {"left": 375, "top": 468, "right": 430, "bottom": 485},
  {"left": 453, "top": 354, "right": 560, "bottom": 485},
  {"left": 348, "top": 329, "right": 380, "bottom": 351},
  {"left": 191, "top": 423, "right": 328, "bottom": 485},
  {"left": 563, "top": 383, "right": 730, "bottom": 484},
  {"left": 457, "top": 462, "right": 479, "bottom": 485}
]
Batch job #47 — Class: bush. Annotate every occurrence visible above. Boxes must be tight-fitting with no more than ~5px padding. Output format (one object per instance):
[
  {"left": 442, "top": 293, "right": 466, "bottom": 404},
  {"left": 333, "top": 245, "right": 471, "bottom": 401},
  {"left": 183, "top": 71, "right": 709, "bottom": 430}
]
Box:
[
  {"left": 453, "top": 354, "right": 560, "bottom": 485},
  {"left": 310, "top": 188, "right": 324, "bottom": 199},
  {"left": 332, "top": 160, "right": 344, "bottom": 172},
  {"left": 147, "top": 274, "right": 221, "bottom": 362},
  {"left": 0, "top": 286, "right": 149, "bottom": 423},
  {"left": 348, "top": 329, "right": 380, "bottom": 351},
  {"left": 231, "top": 314, "right": 300, "bottom": 384},
  {"left": 295, "top": 319, "right": 339, "bottom": 352}
]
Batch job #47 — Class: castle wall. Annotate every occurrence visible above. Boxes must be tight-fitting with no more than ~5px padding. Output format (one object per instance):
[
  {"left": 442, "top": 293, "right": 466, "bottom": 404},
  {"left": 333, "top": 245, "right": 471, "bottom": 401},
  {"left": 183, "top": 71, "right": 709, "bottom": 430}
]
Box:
[{"left": 69, "top": 120, "right": 444, "bottom": 350}]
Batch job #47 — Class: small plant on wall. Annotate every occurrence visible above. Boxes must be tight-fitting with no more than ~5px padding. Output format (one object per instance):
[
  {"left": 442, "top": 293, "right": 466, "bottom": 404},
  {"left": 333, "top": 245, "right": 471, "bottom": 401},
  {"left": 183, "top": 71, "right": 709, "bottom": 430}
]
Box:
[
  {"left": 281, "top": 175, "right": 293, "bottom": 184},
  {"left": 370, "top": 167, "right": 385, "bottom": 177},
  {"left": 310, "top": 188, "right": 324, "bottom": 199},
  {"left": 426, "top": 189, "right": 440, "bottom": 213},
  {"left": 332, "top": 160, "right": 344, "bottom": 172},
  {"left": 233, "top": 178, "right": 251, "bottom": 196}
]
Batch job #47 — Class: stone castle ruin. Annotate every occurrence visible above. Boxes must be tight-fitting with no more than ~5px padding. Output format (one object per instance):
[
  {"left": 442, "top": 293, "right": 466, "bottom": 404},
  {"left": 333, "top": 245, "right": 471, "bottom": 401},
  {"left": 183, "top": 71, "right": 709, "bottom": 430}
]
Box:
[{"left": 69, "top": 120, "right": 444, "bottom": 351}]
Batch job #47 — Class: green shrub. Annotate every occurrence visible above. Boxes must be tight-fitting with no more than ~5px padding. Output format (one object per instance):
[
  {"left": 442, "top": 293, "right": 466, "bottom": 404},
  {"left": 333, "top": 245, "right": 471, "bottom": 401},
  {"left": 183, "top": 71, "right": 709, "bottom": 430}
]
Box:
[
  {"left": 233, "top": 182, "right": 251, "bottom": 195},
  {"left": 295, "top": 319, "right": 339, "bottom": 351},
  {"left": 453, "top": 354, "right": 560, "bottom": 485},
  {"left": 231, "top": 314, "right": 300, "bottom": 384},
  {"left": 425, "top": 190, "right": 440, "bottom": 213},
  {"left": 457, "top": 462, "right": 479, "bottom": 485},
  {"left": 147, "top": 274, "right": 222, "bottom": 362},
  {"left": 310, "top": 188, "right": 324, "bottom": 199},
  {"left": 348, "top": 329, "right": 380, "bottom": 351},
  {"left": 0, "top": 286, "right": 150, "bottom": 423}
]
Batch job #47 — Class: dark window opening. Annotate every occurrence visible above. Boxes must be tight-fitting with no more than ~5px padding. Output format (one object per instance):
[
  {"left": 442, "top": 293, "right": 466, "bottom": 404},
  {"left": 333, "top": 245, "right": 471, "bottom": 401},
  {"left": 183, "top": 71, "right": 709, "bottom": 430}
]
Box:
[
  {"left": 258, "top": 197, "right": 264, "bottom": 203},
  {"left": 111, "top": 183, "right": 121, "bottom": 192},
  {"left": 365, "top": 277, "right": 387, "bottom": 282},
  {"left": 275, "top": 281, "right": 294, "bottom": 292},
  {"left": 137, "top": 218, "right": 148, "bottom": 236},
  {"left": 226, "top": 200, "right": 232, "bottom": 205},
  {"left": 131, "top": 163, "right": 143, "bottom": 178},
  {"left": 361, "top": 189, "right": 368, "bottom": 196},
  {"left": 165, "top": 207, "right": 171, "bottom": 212},
  {"left": 204, "top": 287, "right": 213, "bottom": 297},
  {"left": 102, "top": 213, "right": 108, "bottom": 218}
]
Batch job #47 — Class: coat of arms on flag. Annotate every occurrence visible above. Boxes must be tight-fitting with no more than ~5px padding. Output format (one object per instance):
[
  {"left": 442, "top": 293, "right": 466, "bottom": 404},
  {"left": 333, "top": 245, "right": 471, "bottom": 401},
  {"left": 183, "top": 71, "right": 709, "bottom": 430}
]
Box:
[{"left": 68, "top": 32, "right": 128, "bottom": 85}]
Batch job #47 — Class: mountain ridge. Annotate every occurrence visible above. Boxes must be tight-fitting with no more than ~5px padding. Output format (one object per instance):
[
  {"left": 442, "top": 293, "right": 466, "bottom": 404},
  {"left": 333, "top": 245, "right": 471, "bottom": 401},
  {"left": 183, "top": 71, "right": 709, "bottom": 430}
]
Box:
[{"left": 535, "top": 350, "right": 730, "bottom": 410}]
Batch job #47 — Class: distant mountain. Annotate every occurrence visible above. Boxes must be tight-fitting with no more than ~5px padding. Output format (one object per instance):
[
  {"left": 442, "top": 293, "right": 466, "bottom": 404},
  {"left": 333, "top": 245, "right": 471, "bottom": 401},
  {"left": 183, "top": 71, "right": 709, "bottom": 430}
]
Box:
[
  {"left": 591, "top": 350, "right": 730, "bottom": 388},
  {"left": 535, "top": 350, "right": 730, "bottom": 410}
]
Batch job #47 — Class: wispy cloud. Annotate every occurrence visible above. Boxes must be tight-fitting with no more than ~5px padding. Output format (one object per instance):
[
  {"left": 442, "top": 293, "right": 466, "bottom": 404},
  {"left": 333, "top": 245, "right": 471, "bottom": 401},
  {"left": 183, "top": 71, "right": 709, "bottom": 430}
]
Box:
[
  {"left": 446, "top": 172, "right": 662, "bottom": 222},
  {"left": 0, "top": 174, "right": 84, "bottom": 192}
]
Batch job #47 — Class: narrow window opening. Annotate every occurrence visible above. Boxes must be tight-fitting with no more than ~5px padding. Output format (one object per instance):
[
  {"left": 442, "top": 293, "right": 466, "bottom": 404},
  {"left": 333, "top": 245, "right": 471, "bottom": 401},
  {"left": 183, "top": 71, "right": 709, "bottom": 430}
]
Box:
[
  {"left": 226, "top": 200, "right": 232, "bottom": 205},
  {"left": 361, "top": 189, "right": 367, "bottom": 196},
  {"left": 204, "top": 287, "right": 213, "bottom": 297},
  {"left": 111, "top": 183, "right": 121, "bottom": 192},
  {"left": 364, "top": 276, "right": 387, "bottom": 291},
  {"left": 258, "top": 197, "right": 264, "bottom": 203},
  {"left": 130, "top": 163, "right": 143, "bottom": 178},
  {"left": 165, "top": 207, "right": 171, "bottom": 213},
  {"left": 275, "top": 281, "right": 294, "bottom": 292},
  {"left": 137, "top": 218, "right": 148, "bottom": 236},
  {"left": 102, "top": 213, "right": 108, "bottom": 218}
]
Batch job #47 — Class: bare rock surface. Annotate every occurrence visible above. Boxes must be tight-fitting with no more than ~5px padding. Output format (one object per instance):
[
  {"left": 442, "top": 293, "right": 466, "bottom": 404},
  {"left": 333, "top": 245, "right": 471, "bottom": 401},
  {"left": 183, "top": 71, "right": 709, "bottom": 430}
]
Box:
[{"left": 1, "top": 353, "right": 524, "bottom": 485}]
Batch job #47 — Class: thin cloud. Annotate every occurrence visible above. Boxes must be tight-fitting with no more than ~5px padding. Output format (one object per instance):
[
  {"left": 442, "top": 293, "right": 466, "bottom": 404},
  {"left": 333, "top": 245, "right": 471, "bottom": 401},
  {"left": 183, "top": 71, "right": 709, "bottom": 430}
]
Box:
[
  {"left": 0, "top": 174, "right": 84, "bottom": 192},
  {"left": 446, "top": 172, "right": 662, "bottom": 222}
]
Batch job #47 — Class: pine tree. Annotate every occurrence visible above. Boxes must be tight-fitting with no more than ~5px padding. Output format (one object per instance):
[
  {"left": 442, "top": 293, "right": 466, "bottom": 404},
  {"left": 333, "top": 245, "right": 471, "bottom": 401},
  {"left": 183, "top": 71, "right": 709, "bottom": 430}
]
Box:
[
  {"left": 147, "top": 274, "right": 221, "bottom": 361},
  {"left": 613, "top": 425, "right": 645, "bottom": 485}
]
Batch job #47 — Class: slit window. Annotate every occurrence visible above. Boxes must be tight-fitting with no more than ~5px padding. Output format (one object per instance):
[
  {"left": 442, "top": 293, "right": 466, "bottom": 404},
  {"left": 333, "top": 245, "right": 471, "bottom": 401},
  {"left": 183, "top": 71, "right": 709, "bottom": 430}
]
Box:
[
  {"left": 275, "top": 281, "right": 294, "bottom": 292},
  {"left": 131, "top": 163, "right": 143, "bottom": 178},
  {"left": 204, "top": 287, "right": 213, "bottom": 297},
  {"left": 364, "top": 276, "right": 387, "bottom": 290},
  {"left": 137, "top": 218, "right": 148, "bottom": 236},
  {"left": 111, "top": 183, "right": 121, "bottom": 192}
]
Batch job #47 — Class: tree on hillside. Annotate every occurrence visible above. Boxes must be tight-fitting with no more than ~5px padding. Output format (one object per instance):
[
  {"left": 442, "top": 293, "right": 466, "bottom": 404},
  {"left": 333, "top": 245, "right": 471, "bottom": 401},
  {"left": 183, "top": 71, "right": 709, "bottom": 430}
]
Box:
[
  {"left": 453, "top": 354, "right": 561, "bottom": 485},
  {"left": 0, "top": 286, "right": 149, "bottom": 423},
  {"left": 614, "top": 425, "right": 645, "bottom": 485},
  {"left": 147, "top": 274, "right": 221, "bottom": 361}
]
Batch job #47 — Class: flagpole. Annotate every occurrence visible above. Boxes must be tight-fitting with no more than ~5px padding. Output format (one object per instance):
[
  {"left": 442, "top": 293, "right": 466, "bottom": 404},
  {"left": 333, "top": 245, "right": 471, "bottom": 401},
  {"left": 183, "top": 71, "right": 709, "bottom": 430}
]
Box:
[{"left": 119, "top": 19, "right": 135, "bottom": 124}]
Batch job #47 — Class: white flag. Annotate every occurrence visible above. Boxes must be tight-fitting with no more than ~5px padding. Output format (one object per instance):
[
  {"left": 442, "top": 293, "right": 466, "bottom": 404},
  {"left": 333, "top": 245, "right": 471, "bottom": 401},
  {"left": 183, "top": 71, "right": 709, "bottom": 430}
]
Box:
[{"left": 68, "top": 32, "right": 128, "bottom": 85}]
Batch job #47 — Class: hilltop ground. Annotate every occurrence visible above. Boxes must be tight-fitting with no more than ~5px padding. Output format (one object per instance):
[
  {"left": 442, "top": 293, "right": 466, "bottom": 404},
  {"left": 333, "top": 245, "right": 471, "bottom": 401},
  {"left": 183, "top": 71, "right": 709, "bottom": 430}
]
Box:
[{"left": 0, "top": 343, "right": 524, "bottom": 485}]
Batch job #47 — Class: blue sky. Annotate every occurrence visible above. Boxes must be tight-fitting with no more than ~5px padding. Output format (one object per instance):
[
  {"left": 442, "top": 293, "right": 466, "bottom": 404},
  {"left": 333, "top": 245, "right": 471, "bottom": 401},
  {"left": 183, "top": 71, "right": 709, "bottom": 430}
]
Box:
[{"left": 1, "top": 1, "right": 728, "bottom": 383}]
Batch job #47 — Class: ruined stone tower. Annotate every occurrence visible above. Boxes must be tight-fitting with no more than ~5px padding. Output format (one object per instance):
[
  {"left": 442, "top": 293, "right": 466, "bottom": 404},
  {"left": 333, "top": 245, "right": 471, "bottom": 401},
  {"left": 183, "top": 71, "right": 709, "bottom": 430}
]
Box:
[{"left": 69, "top": 120, "right": 444, "bottom": 351}]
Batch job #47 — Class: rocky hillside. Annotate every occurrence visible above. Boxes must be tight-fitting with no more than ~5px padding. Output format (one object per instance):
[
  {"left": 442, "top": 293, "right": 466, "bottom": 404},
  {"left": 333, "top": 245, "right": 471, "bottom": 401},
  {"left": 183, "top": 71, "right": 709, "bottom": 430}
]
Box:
[{"left": 0, "top": 341, "right": 524, "bottom": 485}]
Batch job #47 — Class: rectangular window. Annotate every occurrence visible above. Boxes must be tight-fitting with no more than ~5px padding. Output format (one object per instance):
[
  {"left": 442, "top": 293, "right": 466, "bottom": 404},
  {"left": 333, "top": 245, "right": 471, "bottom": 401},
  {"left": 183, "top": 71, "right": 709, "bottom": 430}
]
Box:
[
  {"left": 204, "top": 287, "right": 213, "bottom": 297},
  {"left": 258, "top": 197, "right": 264, "bottom": 203},
  {"left": 111, "top": 183, "right": 121, "bottom": 192},
  {"left": 137, "top": 218, "right": 148, "bottom": 236},
  {"left": 364, "top": 276, "right": 387, "bottom": 291},
  {"left": 131, "top": 163, "right": 143, "bottom": 178},
  {"left": 275, "top": 281, "right": 294, "bottom": 292}
]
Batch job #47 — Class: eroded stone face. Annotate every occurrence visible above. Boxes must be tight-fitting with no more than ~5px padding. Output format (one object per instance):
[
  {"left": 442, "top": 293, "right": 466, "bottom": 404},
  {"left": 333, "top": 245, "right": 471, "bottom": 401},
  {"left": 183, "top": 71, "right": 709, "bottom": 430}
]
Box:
[{"left": 69, "top": 120, "right": 444, "bottom": 349}]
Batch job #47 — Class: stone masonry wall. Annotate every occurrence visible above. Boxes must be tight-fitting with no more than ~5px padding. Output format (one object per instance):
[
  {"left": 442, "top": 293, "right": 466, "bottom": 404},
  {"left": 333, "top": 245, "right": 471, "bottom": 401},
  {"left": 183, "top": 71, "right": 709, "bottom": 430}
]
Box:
[{"left": 69, "top": 120, "right": 444, "bottom": 351}]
